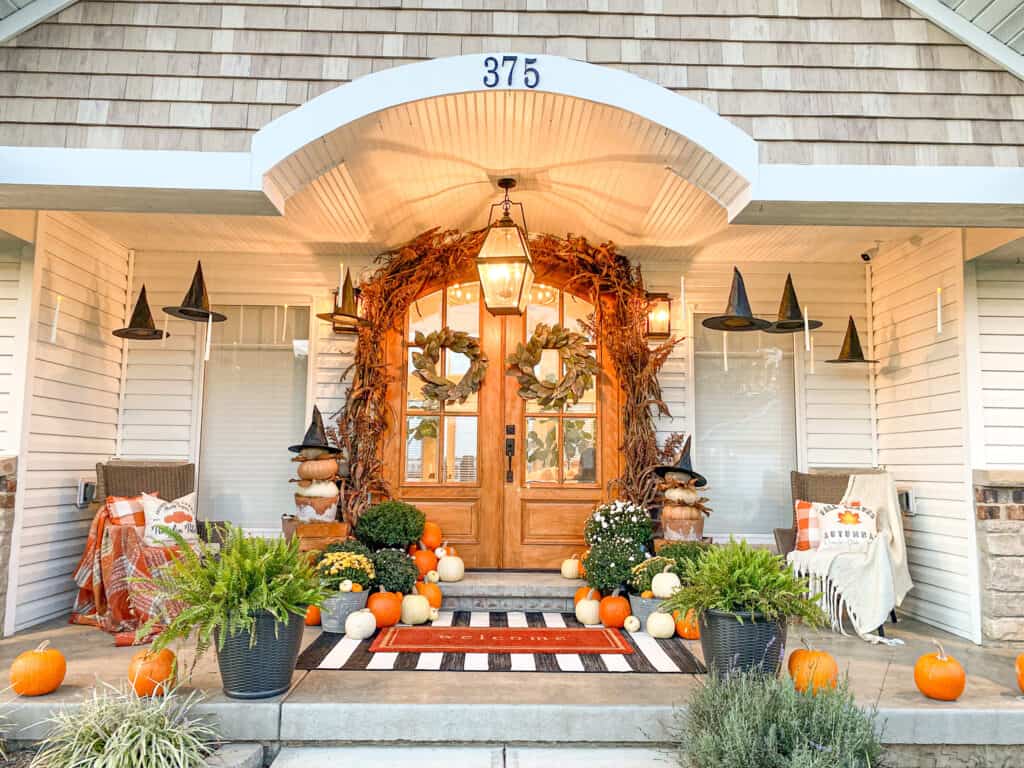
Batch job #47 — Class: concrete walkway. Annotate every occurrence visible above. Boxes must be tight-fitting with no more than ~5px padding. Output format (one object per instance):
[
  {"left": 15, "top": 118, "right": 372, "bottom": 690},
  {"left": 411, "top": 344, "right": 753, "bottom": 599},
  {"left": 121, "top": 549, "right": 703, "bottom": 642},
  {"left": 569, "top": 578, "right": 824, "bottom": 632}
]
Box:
[{"left": 1, "top": 577, "right": 1022, "bottom": 748}]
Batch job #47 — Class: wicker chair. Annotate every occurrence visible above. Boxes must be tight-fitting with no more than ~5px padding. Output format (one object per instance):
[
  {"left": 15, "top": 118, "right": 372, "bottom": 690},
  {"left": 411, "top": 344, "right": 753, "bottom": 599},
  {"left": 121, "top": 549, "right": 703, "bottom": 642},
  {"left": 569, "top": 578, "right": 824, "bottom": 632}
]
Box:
[{"left": 95, "top": 460, "right": 195, "bottom": 506}]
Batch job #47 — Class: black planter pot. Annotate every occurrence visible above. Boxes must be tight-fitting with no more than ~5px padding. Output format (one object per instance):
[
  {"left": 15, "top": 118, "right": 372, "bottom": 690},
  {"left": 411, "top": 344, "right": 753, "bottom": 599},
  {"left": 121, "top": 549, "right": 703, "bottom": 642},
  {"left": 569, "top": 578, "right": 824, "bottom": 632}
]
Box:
[
  {"left": 216, "top": 610, "right": 305, "bottom": 699},
  {"left": 698, "top": 608, "right": 787, "bottom": 676}
]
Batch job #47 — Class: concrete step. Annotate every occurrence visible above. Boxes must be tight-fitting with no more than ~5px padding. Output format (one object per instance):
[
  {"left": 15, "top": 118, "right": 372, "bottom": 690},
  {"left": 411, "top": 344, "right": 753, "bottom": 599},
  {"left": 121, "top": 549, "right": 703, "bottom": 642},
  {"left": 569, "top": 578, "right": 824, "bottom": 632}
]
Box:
[
  {"left": 442, "top": 571, "right": 579, "bottom": 612},
  {"left": 271, "top": 746, "right": 666, "bottom": 767}
]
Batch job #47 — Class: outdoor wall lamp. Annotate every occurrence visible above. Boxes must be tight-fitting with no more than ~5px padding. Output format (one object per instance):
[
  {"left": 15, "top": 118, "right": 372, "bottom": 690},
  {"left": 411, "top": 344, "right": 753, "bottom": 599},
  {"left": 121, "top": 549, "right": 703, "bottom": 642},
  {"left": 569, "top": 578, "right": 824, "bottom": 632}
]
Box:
[
  {"left": 645, "top": 292, "right": 672, "bottom": 339},
  {"left": 476, "top": 178, "right": 535, "bottom": 316}
]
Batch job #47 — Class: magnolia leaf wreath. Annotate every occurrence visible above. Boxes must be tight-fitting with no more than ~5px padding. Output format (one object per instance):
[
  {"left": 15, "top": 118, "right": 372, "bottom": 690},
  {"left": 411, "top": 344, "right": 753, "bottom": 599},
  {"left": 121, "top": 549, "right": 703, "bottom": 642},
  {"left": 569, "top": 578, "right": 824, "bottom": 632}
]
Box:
[
  {"left": 507, "top": 323, "right": 600, "bottom": 410},
  {"left": 411, "top": 327, "right": 488, "bottom": 404}
]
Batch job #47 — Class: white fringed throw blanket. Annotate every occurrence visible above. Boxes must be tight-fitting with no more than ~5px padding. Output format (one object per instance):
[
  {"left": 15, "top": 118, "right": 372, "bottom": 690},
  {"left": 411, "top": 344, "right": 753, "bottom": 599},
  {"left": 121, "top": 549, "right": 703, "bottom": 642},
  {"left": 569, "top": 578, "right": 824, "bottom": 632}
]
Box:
[{"left": 787, "top": 472, "right": 913, "bottom": 644}]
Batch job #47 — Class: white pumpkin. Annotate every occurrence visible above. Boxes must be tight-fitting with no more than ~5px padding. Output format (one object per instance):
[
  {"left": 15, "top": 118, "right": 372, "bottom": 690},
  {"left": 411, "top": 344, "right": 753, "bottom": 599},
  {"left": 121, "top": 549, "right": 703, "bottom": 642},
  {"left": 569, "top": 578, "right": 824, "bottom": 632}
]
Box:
[
  {"left": 665, "top": 486, "right": 699, "bottom": 505},
  {"left": 575, "top": 592, "right": 601, "bottom": 626},
  {"left": 424, "top": 570, "right": 440, "bottom": 584},
  {"left": 651, "top": 566, "right": 682, "bottom": 599},
  {"left": 623, "top": 615, "right": 641, "bottom": 633},
  {"left": 339, "top": 579, "right": 353, "bottom": 593},
  {"left": 401, "top": 594, "right": 431, "bottom": 625},
  {"left": 428, "top": 607, "right": 441, "bottom": 622},
  {"left": 646, "top": 611, "right": 676, "bottom": 639},
  {"left": 560, "top": 554, "right": 581, "bottom": 580},
  {"left": 344, "top": 609, "right": 376, "bottom": 640},
  {"left": 437, "top": 555, "right": 465, "bottom": 582}
]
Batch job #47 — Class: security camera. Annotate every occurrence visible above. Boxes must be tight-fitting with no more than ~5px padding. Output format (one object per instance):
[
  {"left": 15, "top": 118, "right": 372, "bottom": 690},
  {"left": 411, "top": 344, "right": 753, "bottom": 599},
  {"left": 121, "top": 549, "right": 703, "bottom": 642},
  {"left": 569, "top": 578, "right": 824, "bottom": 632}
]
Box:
[{"left": 860, "top": 252, "right": 872, "bottom": 262}]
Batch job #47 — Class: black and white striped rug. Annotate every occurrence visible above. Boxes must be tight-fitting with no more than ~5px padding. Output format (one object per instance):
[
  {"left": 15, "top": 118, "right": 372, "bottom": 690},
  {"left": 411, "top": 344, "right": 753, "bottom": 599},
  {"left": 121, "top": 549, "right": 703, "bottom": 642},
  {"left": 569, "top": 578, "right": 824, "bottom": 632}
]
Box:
[{"left": 297, "top": 610, "right": 706, "bottom": 674}]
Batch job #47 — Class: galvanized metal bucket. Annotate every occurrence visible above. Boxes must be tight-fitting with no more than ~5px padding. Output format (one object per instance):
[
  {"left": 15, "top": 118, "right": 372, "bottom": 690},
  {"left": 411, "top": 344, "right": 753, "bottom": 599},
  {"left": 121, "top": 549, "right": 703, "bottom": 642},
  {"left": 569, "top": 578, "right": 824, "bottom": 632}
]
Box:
[
  {"left": 628, "top": 593, "right": 664, "bottom": 627},
  {"left": 320, "top": 590, "right": 369, "bottom": 634}
]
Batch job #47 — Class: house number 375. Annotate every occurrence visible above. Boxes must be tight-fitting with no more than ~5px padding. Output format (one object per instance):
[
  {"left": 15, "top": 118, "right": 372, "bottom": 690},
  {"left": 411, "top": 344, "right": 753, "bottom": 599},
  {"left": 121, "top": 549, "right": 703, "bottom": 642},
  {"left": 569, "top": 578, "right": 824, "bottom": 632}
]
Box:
[{"left": 482, "top": 56, "right": 540, "bottom": 89}]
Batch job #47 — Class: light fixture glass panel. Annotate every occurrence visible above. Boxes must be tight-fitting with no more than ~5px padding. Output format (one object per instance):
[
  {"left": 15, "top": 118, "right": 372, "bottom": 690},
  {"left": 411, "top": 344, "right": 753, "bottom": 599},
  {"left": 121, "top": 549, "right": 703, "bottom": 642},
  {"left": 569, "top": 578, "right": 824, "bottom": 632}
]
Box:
[
  {"left": 563, "top": 418, "right": 597, "bottom": 484},
  {"left": 476, "top": 223, "right": 534, "bottom": 315},
  {"left": 443, "top": 416, "right": 477, "bottom": 483},
  {"left": 405, "top": 415, "right": 439, "bottom": 483},
  {"left": 525, "top": 417, "right": 559, "bottom": 483}
]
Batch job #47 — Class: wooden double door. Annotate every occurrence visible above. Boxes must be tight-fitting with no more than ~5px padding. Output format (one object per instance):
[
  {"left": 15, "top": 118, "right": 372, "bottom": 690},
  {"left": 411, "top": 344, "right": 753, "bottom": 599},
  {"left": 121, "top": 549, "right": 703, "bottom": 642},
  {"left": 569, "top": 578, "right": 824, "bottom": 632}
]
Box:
[{"left": 384, "top": 281, "right": 620, "bottom": 569}]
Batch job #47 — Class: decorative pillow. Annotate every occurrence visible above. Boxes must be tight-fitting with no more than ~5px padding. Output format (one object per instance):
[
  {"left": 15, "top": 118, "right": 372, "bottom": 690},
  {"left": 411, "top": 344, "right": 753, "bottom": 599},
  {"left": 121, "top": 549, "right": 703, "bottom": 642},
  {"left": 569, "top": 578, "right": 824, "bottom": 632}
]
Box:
[
  {"left": 818, "top": 503, "right": 876, "bottom": 550},
  {"left": 142, "top": 492, "right": 199, "bottom": 547},
  {"left": 106, "top": 495, "right": 147, "bottom": 526},
  {"left": 795, "top": 500, "right": 863, "bottom": 551}
]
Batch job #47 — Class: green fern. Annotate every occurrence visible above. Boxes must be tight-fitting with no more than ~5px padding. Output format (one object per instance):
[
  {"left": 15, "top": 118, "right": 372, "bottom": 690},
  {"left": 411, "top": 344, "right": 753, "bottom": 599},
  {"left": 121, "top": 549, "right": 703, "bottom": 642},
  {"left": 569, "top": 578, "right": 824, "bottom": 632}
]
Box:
[{"left": 135, "top": 524, "right": 324, "bottom": 662}]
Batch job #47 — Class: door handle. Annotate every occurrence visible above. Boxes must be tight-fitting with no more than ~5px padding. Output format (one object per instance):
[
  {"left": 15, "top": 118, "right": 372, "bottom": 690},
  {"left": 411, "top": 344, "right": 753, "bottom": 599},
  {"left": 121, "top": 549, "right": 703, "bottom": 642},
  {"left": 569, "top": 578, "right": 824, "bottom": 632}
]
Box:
[{"left": 505, "top": 425, "right": 515, "bottom": 483}]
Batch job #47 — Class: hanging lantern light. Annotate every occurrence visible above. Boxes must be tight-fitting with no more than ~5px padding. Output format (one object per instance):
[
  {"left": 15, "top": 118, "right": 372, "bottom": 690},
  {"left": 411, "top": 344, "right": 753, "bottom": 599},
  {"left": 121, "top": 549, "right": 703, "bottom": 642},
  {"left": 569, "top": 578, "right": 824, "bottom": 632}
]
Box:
[
  {"left": 317, "top": 267, "right": 364, "bottom": 334},
  {"left": 476, "top": 178, "right": 534, "bottom": 316},
  {"left": 645, "top": 292, "right": 672, "bottom": 339}
]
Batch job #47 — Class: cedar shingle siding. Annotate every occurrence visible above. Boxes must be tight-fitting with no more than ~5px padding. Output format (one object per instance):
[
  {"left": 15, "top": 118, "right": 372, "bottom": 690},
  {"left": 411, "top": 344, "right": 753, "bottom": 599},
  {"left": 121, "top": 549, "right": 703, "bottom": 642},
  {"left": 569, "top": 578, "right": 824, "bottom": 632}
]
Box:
[{"left": 1, "top": 0, "right": 1024, "bottom": 164}]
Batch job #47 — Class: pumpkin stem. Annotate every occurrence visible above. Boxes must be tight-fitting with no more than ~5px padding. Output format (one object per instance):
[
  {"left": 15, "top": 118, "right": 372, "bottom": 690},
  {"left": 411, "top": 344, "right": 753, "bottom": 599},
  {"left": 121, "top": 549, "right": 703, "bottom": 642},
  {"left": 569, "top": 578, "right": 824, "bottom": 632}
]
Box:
[
  {"left": 801, "top": 638, "right": 812, "bottom": 652},
  {"left": 571, "top": 553, "right": 579, "bottom": 561},
  {"left": 932, "top": 639, "right": 947, "bottom": 660},
  {"left": 35, "top": 640, "right": 50, "bottom": 653},
  {"left": 612, "top": 587, "right": 621, "bottom": 597},
  {"left": 662, "top": 564, "right": 673, "bottom": 574}
]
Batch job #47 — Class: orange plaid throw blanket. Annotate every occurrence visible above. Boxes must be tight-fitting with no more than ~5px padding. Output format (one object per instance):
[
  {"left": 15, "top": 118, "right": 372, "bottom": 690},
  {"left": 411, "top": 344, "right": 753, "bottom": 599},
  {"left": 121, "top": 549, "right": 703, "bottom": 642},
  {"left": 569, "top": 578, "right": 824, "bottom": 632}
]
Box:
[{"left": 71, "top": 504, "right": 182, "bottom": 645}]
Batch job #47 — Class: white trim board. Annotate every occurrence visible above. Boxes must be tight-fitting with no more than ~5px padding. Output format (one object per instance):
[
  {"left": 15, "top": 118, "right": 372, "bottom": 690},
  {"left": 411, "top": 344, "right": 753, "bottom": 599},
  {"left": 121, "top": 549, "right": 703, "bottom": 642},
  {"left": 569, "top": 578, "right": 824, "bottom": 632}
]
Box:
[{"left": 0, "top": 0, "right": 77, "bottom": 45}]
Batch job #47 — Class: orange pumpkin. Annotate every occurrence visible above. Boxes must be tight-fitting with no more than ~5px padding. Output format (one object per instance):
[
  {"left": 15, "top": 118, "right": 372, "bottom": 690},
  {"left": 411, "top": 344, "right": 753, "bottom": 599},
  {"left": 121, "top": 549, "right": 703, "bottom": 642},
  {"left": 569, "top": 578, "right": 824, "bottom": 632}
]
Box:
[
  {"left": 407, "top": 543, "right": 420, "bottom": 555},
  {"left": 415, "top": 581, "right": 443, "bottom": 609},
  {"left": 351, "top": 583, "right": 363, "bottom": 592},
  {"left": 420, "top": 522, "right": 443, "bottom": 550},
  {"left": 305, "top": 605, "right": 322, "bottom": 626},
  {"left": 599, "top": 592, "right": 631, "bottom": 629},
  {"left": 434, "top": 541, "right": 458, "bottom": 557},
  {"left": 10, "top": 641, "right": 66, "bottom": 697},
  {"left": 788, "top": 644, "right": 838, "bottom": 694},
  {"left": 128, "top": 648, "right": 177, "bottom": 697},
  {"left": 914, "top": 640, "right": 966, "bottom": 701},
  {"left": 367, "top": 589, "right": 403, "bottom": 628},
  {"left": 412, "top": 548, "right": 439, "bottom": 578},
  {"left": 574, "top": 586, "right": 600, "bottom": 605},
  {"left": 579, "top": 549, "right": 590, "bottom": 578},
  {"left": 1017, "top": 653, "right": 1024, "bottom": 694},
  {"left": 673, "top": 609, "right": 701, "bottom": 640}
]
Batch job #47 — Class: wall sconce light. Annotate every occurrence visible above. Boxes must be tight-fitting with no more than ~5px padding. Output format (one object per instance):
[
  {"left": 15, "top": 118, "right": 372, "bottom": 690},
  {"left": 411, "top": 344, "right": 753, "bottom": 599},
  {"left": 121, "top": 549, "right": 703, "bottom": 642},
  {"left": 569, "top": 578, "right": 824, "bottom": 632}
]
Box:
[{"left": 646, "top": 292, "right": 672, "bottom": 339}]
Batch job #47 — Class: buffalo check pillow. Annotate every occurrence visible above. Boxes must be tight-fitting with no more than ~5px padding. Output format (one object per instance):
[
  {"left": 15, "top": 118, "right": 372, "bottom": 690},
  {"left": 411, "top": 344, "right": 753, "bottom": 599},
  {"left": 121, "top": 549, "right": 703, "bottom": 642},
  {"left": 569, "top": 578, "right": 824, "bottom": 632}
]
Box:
[
  {"left": 794, "top": 500, "right": 864, "bottom": 551},
  {"left": 141, "top": 491, "right": 199, "bottom": 547}
]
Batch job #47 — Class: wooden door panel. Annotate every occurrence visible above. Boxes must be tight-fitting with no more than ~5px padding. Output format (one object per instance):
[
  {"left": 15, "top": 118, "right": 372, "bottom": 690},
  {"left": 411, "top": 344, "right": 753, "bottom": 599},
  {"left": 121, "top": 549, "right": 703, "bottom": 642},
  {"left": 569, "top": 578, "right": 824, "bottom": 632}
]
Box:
[{"left": 518, "top": 498, "right": 593, "bottom": 543}]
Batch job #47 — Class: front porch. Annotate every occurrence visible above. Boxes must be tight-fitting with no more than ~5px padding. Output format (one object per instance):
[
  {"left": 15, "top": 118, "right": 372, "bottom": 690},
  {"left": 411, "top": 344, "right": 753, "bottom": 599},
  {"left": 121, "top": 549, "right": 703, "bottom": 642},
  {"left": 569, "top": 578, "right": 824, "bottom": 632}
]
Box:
[{"left": 0, "top": 573, "right": 1020, "bottom": 763}]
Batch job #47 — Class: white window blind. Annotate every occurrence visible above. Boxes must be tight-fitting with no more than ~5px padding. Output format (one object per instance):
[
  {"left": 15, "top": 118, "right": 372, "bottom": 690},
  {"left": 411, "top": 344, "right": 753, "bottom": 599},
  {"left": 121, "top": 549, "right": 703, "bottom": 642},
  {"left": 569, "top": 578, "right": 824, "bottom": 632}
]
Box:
[
  {"left": 199, "top": 304, "right": 309, "bottom": 528},
  {"left": 693, "top": 318, "right": 797, "bottom": 535}
]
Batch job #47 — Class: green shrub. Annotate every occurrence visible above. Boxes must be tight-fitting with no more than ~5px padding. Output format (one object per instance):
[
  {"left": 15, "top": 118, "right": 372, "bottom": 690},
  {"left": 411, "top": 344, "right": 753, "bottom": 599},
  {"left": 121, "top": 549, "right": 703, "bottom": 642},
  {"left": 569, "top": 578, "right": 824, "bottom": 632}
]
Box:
[
  {"left": 661, "top": 539, "right": 825, "bottom": 626},
  {"left": 628, "top": 556, "right": 676, "bottom": 594},
  {"left": 320, "top": 539, "right": 373, "bottom": 560},
  {"left": 583, "top": 500, "right": 654, "bottom": 548},
  {"left": 137, "top": 524, "right": 324, "bottom": 658},
  {"left": 658, "top": 541, "right": 711, "bottom": 582},
  {"left": 583, "top": 537, "right": 647, "bottom": 593},
  {"left": 371, "top": 548, "right": 419, "bottom": 594},
  {"left": 355, "top": 500, "right": 426, "bottom": 549},
  {"left": 32, "top": 684, "right": 219, "bottom": 768},
  {"left": 674, "top": 671, "right": 883, "bottom": 768}
]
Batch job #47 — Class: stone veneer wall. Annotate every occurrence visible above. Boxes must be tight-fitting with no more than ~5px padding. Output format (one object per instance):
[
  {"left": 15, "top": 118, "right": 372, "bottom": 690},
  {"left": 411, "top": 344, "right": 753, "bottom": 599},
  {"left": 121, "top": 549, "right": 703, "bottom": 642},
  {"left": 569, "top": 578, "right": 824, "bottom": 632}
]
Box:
[
  {"left": 975, "top": 470, "right": 1024, "bottom": 642},
  {"left": 0, "top": 456, "right": 17, "bottom": 631}
]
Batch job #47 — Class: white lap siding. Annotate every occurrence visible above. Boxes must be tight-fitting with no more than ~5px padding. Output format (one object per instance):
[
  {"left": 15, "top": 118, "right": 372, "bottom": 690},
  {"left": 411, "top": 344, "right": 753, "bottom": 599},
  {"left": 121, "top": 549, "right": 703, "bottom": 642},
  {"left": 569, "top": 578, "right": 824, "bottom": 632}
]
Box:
[
  {"left": 974, "top": 259, "right": 1024, "bottom": 468},
  {"left": 119, "top": 251, "right": 370, "bottom": 461},
  {"left": 0, "top": 244, "right": 26, "bottom": 454},
  {"left": 9, "top": 213, "right": 130, "bottom": 632},
  {"left": 642, "top": 259, "right": 874, "bottom": 471},
  {"left": 870, "top": 230, "right": 977, "bottom": 640}
]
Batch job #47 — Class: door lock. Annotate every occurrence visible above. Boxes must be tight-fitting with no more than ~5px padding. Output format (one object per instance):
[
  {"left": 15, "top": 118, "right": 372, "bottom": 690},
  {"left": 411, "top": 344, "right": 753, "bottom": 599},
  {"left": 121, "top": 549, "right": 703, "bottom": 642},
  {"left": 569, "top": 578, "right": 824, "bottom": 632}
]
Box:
[{"left": 505, "top": 425, "right": 515, "bottom": 482}]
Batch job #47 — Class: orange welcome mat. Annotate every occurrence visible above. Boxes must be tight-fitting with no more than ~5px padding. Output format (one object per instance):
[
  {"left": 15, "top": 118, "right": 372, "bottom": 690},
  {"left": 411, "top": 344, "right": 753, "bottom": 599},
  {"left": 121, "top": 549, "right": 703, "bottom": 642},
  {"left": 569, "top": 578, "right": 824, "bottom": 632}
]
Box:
[{"left": 370, "top": 625, "right": 633, "bottom": 655}]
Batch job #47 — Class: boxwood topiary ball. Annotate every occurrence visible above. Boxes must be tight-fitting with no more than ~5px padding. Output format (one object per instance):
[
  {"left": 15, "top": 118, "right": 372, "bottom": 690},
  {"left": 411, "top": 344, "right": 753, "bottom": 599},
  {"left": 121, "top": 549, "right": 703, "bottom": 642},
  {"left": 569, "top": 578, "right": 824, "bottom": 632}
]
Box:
[{"left": 355, "top": 500, "right": 426, "bottom": 549}]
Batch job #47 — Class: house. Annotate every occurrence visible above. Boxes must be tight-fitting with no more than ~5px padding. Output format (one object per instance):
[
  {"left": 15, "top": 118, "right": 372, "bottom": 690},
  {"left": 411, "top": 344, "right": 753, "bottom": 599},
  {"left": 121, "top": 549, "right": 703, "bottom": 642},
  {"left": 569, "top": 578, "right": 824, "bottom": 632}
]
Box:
[{"left": 0, "top": 0, "right": 1021, "bottom": 650}]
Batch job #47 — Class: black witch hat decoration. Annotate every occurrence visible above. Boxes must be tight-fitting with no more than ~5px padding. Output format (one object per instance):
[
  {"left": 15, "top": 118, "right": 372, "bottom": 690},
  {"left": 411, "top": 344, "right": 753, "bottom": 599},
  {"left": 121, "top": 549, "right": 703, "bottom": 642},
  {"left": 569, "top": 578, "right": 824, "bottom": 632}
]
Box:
[
  {"left": 289, "top": 405, "right": 338, "bottom": 454},
  {"left": 163, "top": 261, "right": 226, "bottom": 323},
  {"left": 316, "top": 268, "right": 363, "bottom": 332},
  {"left": 827, "top": 316, "right": 878, "bottom": 364},
  {"left": 702, "top": 267, "right": 770, "bottom": 332},
  {"left": 653, "top": 435, "right": 707, "bottom": 487},
  {"left": 113, "top": 285, "right": 168, "bottom": 341},
  {"left": 764, "top": 274, "right": 824, "bottom": 334}
]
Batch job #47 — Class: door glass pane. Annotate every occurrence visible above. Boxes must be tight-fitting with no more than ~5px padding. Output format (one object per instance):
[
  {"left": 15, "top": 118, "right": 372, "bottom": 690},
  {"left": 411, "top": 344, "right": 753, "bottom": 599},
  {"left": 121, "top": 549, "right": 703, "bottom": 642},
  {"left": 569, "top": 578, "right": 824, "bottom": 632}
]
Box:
[
  {"left": 563, "top": 418, "right": 597, "bottom": 483},
  {"left": 564, "top": 293, "right": 594, "bottom": 339},
  {"left": 526, "top": 284, "right": 559, "bottom": 337},
  {"left": 694, "top": 318, "right": 796, "bottom": 534},
  {"left": 407, "top": 349, "right": 437, "bottom": 411},
  {"left": 406, "top": 415, "right": 439, "bottom": 482},
  {"left": 443, "top": 347, "right": 478, "bottom": 413},
  {"left": 444, "top": 416, "right": 478, "bottom": 483},
  {"left": 446, "top": 283, "right": 479, "bottom": 338},
  {"left": 525, "top": 417, "right": 559, "bottom": 483},
  {"left": 564, "top": 364, "right": 596, "bottom": 414},
  {"left": 409, "top": 290, "right": 442, "bottom": 340},
  {"left": 525, "top": 348, "right": 562, "bottom": 414},
  {"left": 199, "top": 304, "right": 309, "bottom": 528}
]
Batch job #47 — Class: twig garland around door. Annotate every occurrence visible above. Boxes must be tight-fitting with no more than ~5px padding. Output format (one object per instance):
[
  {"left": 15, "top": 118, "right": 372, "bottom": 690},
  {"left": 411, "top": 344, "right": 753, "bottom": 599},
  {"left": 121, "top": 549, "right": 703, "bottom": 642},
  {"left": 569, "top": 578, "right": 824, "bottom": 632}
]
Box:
[{"left": 336, "top": 227, "right": 682, "bottom": 523}]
